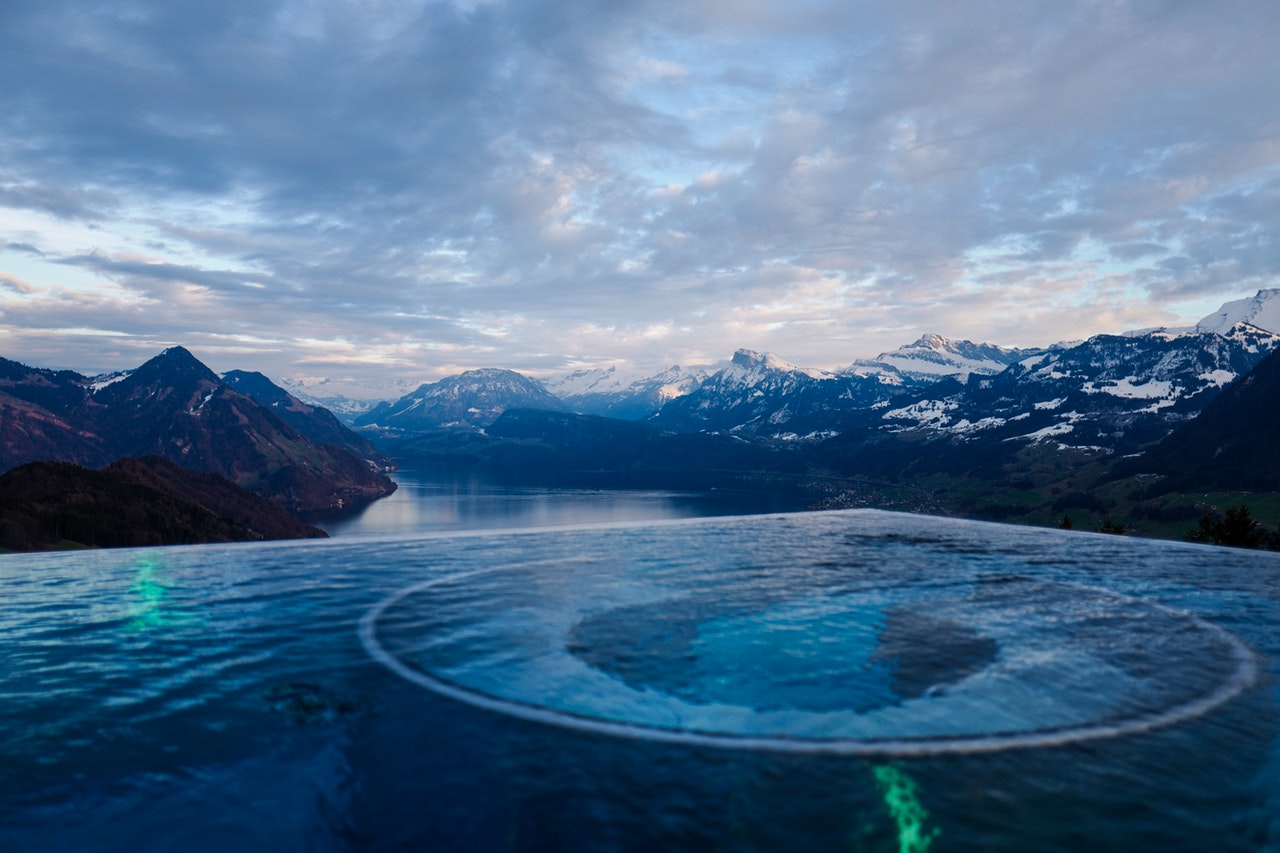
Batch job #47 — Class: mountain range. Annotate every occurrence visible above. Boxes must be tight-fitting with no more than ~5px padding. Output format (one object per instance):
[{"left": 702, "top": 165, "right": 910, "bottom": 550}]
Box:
[
  {"left": 359, "top": 289, "right": 1280, "bottom": 539},
  {"left": 0, "top": 347, "right": 395, "bottom": 514},
  {"left": 843, "top": 322, "right": 1279, "bottom": 460},
  {"left": 356, "top": 292, "right": 1280, "bottom": 464},
  {"left": 3, "top": 289, "right": 1279, "bottom": 544},
  {"left": 289, "top": 293, "right": 1280, "bottom": 440}
]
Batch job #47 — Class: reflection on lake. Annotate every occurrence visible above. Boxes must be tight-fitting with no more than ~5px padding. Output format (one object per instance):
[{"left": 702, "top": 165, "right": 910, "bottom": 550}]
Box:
[{"left": 312, "top": 469, "right": 811, "bottom": 536}]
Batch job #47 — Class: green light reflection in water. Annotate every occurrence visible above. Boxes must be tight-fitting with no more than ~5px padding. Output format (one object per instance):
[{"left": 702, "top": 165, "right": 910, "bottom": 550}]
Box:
[
  {"left": 125, "top": 553, "right": 170, "bottom": 632},
  {"left": 873, "top": 764, "right": 939, "bottom": 853}
]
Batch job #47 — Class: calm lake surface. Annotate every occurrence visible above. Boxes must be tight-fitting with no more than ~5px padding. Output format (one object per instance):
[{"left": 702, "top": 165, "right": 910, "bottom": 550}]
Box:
[
  {"left": 3, "top": 509, "right": 1280, "bottom": 851},
  {"left": 312, "top": 468, "right": 812, "bottom": 537}
]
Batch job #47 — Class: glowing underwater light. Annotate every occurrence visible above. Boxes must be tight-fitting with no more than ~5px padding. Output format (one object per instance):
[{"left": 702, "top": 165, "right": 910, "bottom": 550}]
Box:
[
  {"left": 873, "top": 764, "right": 939, "bottom": 853},
  {"left": 125, "top": 554, "right": 168, "bottom": 632}
]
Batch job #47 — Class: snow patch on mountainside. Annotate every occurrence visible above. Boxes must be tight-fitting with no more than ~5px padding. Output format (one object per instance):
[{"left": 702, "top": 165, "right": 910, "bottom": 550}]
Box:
[
  {"left": 1198, "top": 369, "right": 1236, "bottom": 387},
  {"left": 1018, "top": 354, "right": 1050, "bottom": 371},
  {"left": 882, "top": 399, "right": 959, "bottom": 426},
  {"left": 1080, "top": 378, "right": 1174, "bottom": 399},
  {"left": 1033, "top": 364, "right": 1074, "bottom": 380},
  {"left": 90, "top": 372, "right": 131, "bottom": 392},
  {"left": 947, "top": 416, "right": 1008, "bottom": 434},
  {"left": 840, "top": 362, "right": 908, "bottom": 384},
  {"left": 1013, "top": 420, "right": 1077, "bottom": 441}
]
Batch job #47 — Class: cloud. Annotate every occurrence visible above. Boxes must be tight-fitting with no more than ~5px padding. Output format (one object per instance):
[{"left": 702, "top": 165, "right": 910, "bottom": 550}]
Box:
[
  {"left": 3, "top": 0, "right": 1280, "bottom": 392},
  {"left": 1, "top": 241, "right": 45, "bottom": 256},
  {"left": 0, "top": 182, "right": 118, "bottom": 221},
  {"left": 0, "top": 271, "right": 37, "bottom": 294}
]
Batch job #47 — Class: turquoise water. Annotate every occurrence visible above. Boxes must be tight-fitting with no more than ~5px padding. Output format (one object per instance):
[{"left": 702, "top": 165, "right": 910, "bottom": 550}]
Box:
[{"left": 3, "top": 510, "right": 1279, "bottom": 850}]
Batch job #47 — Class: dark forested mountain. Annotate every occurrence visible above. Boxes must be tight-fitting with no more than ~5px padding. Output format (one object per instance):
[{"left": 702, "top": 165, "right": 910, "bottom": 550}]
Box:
[
  {"left": 354, "top": 368, "right": 568, "bottom": 432},
  {"left": 222, "top": 369, "right": 393, "bottom": 471},
  {"left": 0, "top": 347, "right": 395, "bottom": 513},
  {"left": 0, "top": 456, "right": 327, "bottom": 552},
  {"left": 0, "top": 387, "right": 106, "bottom": 467}
]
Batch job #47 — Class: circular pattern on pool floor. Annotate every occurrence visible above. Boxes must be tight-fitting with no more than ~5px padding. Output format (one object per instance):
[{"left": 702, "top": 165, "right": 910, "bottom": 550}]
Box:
[{"left": 360, "top": 553, "right": 1258, "bottom": 756}]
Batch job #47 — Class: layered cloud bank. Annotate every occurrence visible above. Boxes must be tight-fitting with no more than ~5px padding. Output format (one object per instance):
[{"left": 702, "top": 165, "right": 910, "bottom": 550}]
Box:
[{"left": 4, "top": 1, "right": 1280, "bottom": 394}]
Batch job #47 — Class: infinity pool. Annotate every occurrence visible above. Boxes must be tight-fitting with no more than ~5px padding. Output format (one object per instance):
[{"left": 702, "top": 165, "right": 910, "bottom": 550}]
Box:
[{"left": 3, "top": 510, "right": 1278, "bottom": 850}]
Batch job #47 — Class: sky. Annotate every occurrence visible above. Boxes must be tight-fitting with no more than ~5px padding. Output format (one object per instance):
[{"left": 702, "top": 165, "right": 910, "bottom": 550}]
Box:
[{"left": 4, "top": 0, "right": 1280, "bottom": 396}]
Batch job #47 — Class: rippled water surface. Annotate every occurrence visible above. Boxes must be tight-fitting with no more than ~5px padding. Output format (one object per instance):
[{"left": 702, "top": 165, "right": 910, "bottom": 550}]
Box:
[{"left": 3, "top": 510, "right": 1280, "bottom": 851}]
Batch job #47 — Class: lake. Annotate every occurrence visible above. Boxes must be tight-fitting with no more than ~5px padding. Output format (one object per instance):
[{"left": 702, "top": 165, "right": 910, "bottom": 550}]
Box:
[
  {"left": 310, "top": 468, "right": 813, "bottom": 537},
  {"left": 3, "top": 509, "right": 1279, "bottom": 850}
]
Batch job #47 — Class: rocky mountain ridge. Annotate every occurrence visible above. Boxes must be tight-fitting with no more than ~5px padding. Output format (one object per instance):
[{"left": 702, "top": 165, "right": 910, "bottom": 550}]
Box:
[
  {"left": 0, "top": 347, "right": 395, "bottom": 513},
  {"left": 346, "top": 291, "right": 1280, "bottom": 461},
  {"left": 649, "top": 348, "right": 899, "bottom": 437},
  {"left": 867, "top": 323, "right": 1280, "bottom": 454},
  {"left": 846, "top": 334, "right": 1043, "bottom": 384}
]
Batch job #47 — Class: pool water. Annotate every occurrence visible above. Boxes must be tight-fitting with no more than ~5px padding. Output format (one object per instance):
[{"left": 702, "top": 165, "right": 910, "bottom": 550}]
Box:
[{"left": 3, "top": 510, "right": 1279, "bottom": 851}]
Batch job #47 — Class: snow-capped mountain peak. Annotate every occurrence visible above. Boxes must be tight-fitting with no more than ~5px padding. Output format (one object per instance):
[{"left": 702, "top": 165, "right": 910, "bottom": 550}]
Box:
[
  {"left": 354, "top": 368, "right": 566, "bottom": 431},
  {"left": 543, "top": 365, "right": 634, "bottom": 398},
  {"left": 1195, "top": 288, "right": 1280, "bottom": 335},
  {"left": 543, "top": 363, "right": 709, "bottom": 420},
  {"left": 729, "top": 349, "right": 833, "bottom": 379},
  {"left": 845, "top": 334, "right": 1035, "bottom": 384}
]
